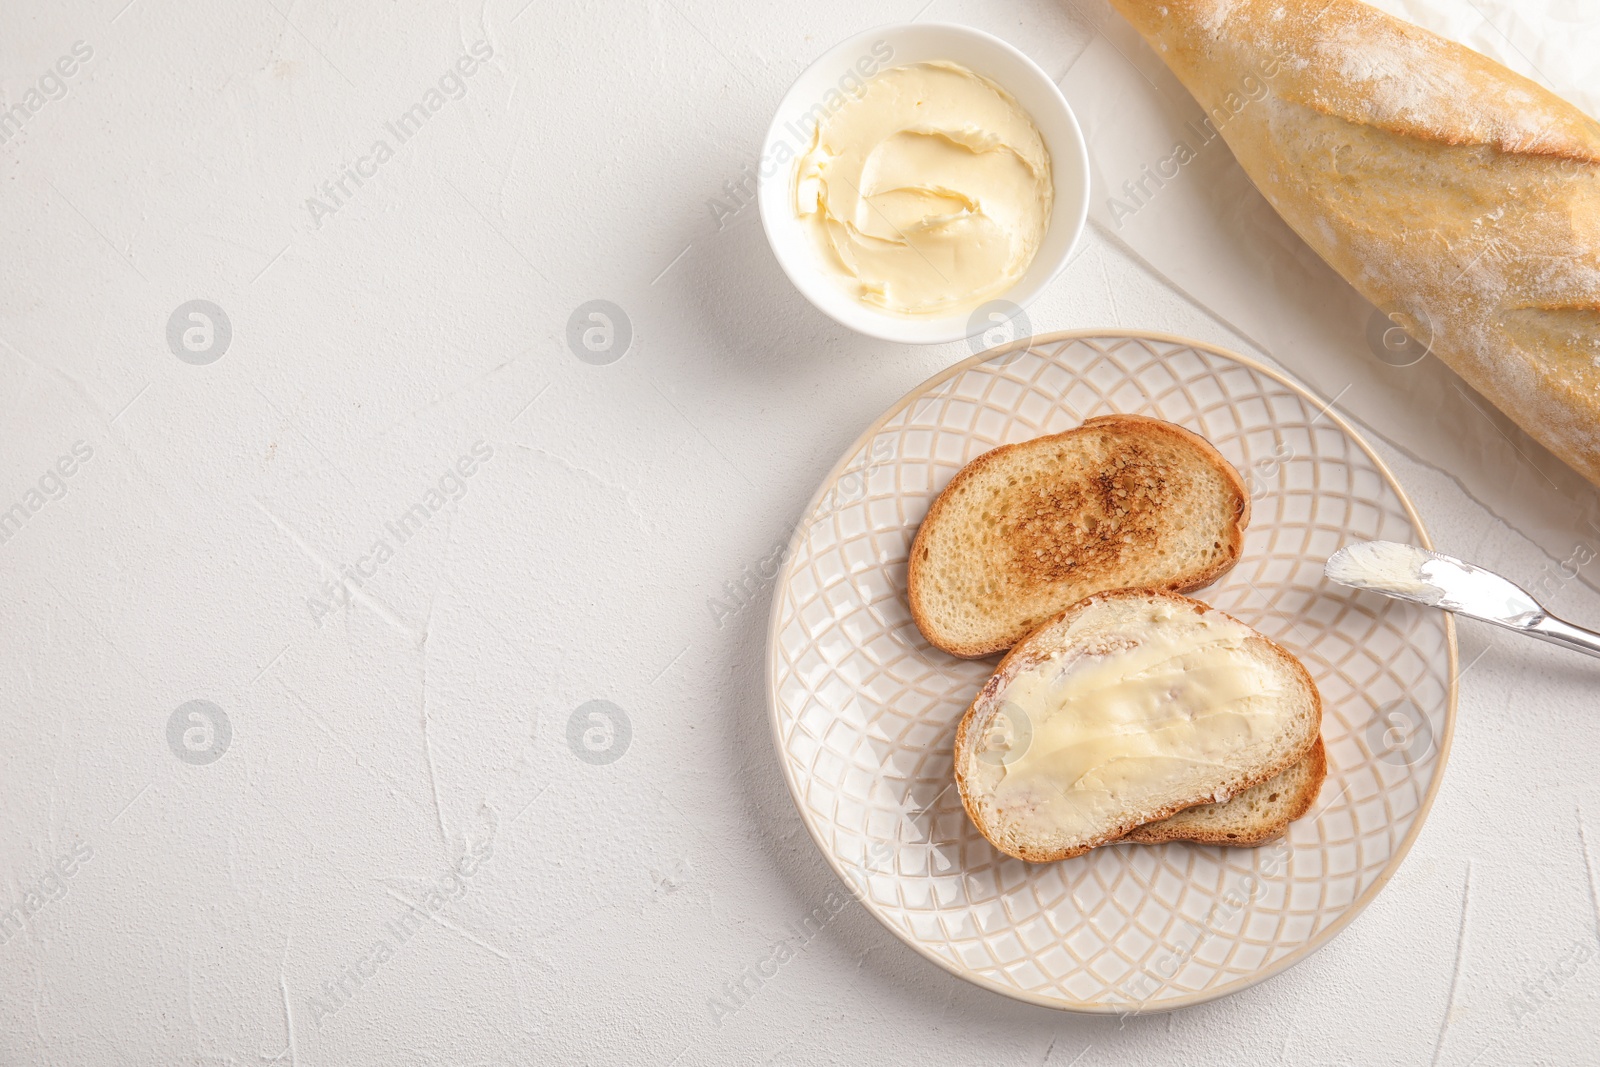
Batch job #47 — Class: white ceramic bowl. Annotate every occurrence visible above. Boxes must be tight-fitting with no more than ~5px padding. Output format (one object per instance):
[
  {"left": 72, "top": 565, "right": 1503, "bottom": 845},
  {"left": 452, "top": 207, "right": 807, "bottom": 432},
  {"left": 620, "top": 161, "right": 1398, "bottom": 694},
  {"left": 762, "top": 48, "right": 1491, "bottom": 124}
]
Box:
[{"left": 757, "top": 23, "right": 1090, "bottom": 346}]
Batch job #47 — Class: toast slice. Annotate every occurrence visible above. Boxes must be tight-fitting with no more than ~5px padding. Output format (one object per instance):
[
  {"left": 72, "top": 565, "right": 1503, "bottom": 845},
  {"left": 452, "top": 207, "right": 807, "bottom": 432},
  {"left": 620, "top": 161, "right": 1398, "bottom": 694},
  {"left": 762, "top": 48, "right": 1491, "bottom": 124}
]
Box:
[
  {"left": 908, "top": 415, "right": 1250, "bottom": 658},
  {"left": 954, "top": 591, "right": 1322, "bottom": 863},
  {"left": 1124, "top": 738, "right": 1326, "bottom": 846}
]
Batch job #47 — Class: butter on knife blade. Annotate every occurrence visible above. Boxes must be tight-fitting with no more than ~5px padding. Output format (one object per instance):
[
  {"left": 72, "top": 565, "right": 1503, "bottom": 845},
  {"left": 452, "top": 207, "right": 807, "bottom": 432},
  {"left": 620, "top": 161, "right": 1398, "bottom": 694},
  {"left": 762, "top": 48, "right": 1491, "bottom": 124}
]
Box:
[
  {"left": 1325, "top": 540, "right": 1541, "bottom": 621},
  {"left": 1323, "top": 541, "right": 1600, "bottom": 663}
]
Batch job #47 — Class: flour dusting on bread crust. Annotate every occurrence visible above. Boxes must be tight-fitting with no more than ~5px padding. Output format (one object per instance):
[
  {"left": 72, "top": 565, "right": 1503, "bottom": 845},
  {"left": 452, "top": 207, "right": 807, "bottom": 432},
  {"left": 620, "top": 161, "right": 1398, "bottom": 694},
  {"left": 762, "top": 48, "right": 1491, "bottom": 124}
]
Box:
[{"left": 1109, "top": 0, "right": 1600, "bottom": 488}]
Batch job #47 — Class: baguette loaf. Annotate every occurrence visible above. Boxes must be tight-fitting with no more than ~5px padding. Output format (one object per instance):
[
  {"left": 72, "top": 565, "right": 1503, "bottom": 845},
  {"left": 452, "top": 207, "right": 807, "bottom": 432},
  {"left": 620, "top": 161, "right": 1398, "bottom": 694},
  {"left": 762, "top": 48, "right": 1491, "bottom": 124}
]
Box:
[{"left": 1105, "top": 0, "right": 1600, "bottom": 488}]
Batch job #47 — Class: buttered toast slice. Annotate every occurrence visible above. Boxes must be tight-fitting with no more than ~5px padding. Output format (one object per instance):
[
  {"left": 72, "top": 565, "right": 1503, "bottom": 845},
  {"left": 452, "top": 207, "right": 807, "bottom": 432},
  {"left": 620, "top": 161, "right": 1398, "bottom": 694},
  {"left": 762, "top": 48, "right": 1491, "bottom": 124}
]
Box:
[
  {"left": 954, "top": 591, "right": 1322, "bottom": 863},
  {"left": 909, "top": 415, "right": 1249, "bottom": 658},
  {"left": 1125, "top": 738, "right": 1326, "bottom": 846}
]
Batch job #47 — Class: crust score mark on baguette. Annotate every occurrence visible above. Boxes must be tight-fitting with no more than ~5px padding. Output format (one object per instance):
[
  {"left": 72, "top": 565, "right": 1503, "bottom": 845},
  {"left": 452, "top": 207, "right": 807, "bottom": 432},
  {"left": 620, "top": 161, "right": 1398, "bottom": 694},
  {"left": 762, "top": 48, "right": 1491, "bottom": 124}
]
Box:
[
  {"left": 1106, "top": 0, "right": 1600, "bottom": 489},
  {"left": 953, "top": 591, "right": 1323, "bottom": 863},
  {"left": 908, "top": 415, "right": 1250, "bottom": 658}
]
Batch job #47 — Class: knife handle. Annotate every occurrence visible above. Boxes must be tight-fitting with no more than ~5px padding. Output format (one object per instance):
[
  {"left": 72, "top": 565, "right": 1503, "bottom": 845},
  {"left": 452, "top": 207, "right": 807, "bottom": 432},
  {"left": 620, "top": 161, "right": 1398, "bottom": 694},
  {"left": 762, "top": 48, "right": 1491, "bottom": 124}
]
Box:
[{"left": 1526, "top": 614, "right": 1600, "bottom": 660}]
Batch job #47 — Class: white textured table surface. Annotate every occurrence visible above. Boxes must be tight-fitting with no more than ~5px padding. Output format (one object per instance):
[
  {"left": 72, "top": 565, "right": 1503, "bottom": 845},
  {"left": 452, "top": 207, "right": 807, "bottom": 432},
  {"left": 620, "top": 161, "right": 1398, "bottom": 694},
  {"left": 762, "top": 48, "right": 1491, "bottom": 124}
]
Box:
[{"left": 3, "top": 1, "right": 1598, "bottom": 1064}]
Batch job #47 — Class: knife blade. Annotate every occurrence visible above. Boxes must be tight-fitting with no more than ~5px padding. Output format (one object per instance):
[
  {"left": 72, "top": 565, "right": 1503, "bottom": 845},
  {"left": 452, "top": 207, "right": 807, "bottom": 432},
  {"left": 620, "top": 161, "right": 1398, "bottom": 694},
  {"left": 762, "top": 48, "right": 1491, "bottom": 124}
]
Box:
[{"left": 1324, "top": 540, "right": 1600, "bottom": 660}]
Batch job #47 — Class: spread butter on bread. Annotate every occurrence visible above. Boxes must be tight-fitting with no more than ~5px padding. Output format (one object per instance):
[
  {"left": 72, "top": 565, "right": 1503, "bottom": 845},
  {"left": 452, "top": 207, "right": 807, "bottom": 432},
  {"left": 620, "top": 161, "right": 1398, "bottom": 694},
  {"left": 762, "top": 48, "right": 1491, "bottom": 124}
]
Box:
[
  {"left": 1125, "top": 737, "right": 1327, "bottom": 845},
  {"left": 954, "top": 591, "right": 1322, "bottom": 862}
]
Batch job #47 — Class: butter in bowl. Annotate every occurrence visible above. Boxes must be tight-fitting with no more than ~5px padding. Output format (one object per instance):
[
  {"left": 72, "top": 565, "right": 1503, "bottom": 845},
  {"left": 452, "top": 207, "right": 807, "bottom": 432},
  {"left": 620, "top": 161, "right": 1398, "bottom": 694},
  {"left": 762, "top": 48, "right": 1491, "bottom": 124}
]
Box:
[{"left": 757, "top": 24, "right": 1091, "bottom": 346}]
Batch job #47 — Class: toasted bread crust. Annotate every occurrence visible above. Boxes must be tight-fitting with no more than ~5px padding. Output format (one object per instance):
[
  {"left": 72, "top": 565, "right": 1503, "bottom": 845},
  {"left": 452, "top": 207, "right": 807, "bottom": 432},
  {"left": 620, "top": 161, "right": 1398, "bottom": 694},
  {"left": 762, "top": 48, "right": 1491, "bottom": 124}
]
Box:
[
  {"left": 1123, "top": 737, "right": 1327, "bottom": 846},
  {"left": 953, "top": 590, "right": 1322, "bottom": 863},
  {"left": 908, "top": 415, "right": 1250, "bottom": 658}
]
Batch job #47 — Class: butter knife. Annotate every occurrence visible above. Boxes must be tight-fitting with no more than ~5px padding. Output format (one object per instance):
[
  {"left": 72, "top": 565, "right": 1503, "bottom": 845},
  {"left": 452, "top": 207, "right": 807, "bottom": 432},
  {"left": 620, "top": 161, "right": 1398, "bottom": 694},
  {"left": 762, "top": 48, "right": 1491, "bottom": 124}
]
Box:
[{"left": 1324, "top": 540, "right": 1600, "bottom": 660}]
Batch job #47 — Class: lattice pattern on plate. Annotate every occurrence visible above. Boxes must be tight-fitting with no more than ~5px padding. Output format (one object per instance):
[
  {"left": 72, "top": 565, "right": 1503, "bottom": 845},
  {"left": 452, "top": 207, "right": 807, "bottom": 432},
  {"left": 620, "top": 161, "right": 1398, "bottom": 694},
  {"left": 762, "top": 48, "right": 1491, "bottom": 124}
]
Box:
[{"left": 766, "top": 332, "right": 1456, "bottom": 1012}]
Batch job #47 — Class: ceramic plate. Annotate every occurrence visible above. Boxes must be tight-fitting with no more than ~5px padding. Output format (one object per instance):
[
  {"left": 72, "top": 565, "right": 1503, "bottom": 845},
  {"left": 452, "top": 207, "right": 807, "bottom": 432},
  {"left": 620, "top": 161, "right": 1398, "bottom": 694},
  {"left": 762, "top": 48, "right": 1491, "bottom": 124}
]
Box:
[{"left": 765, "top": 330, "right": 1456, "bottom": 1013}]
